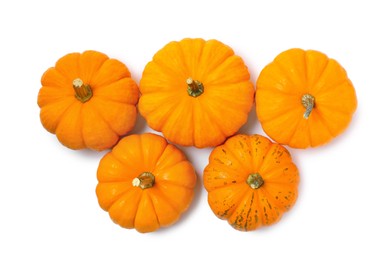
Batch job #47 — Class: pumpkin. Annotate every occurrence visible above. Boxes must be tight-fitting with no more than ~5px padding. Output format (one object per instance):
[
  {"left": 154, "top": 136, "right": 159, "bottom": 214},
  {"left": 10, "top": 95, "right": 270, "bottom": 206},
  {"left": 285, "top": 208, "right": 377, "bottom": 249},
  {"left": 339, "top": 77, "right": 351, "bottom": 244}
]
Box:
[
  {"left": 203, "top": 134, "right": 299, "bottom": 231},
  {"left": 139, "top": 38, "right": 254, "bottom": 148},
  {"left": 96, "top": 133, "right": 197, "bottom": 233},
  {"left": 256, "top": 48, "right": 357, "bottom": 148},
  {"left": 37, "top": 50, "right": 139, "bottom": 151}
]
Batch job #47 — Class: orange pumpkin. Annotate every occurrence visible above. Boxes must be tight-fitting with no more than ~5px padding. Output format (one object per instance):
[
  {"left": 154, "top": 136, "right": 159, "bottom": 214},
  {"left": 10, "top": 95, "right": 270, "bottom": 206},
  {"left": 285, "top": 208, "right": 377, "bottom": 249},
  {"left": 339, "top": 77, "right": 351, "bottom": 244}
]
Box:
[
  {"left": 139, "top": 38, "right": 254, "bottom": 148},
  {"left": 96, "top": 133, "right": 197, "bottom": 233},
  {"left": 37, "top": 50, "right": 139, "bottom": 151},
  {"left": 203, "top": 134, "right": 299, "bottom": 231},
  {"left": 256, "top": 48, "right": 357, "bottom": 148}
]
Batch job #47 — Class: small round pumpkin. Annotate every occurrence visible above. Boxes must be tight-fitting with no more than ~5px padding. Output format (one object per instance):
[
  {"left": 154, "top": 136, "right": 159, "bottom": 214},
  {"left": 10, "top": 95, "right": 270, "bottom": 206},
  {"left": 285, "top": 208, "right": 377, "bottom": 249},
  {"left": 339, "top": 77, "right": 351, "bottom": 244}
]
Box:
[
  {"left": 203, "top": 134, "right": 299, "bottom": 231},
  {"left": 37, "top": 50, "right": 139, "bottom": 151},
  {"left": 139, "top": 38, "right": 254, "bottom": 148},
  {"left": 256, "top": 48, "right": 357, "bottom": 148},
  {"left": 96, "top": 133, "right": 197, "bottom": 233}
]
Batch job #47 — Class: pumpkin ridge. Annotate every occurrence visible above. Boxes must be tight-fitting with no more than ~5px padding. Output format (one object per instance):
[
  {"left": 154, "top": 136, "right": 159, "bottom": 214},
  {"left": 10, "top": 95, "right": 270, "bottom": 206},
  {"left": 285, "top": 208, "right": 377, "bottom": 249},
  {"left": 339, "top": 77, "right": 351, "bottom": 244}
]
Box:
[
  {"left": 92, "top": 95, "right": 136, "bottom": 107},
  {"left": 227, "top": 186, "right": 255, "bottom": 231},
  {"left": 305, "top": 52, "right": 329, "bottom": 89},
  {"left": 177, "top": 40, "right": 195, "bottom": 76},
  {"left": 204, "top": 164, "right": 246, "bottom": 189},
  {"left": 88, "top": 101, "right": 122, "bottom": 136},
  {"left": 261, "top": 109, "right": 301, "bottom": 142},
  {"left": 54, "top": 52, "right": 81, "bottom": 83},
  {"left": 273, "top": 61, "right": 301, "bottom": 90},
  {"left": 97, "top": 182, "right": 133, "bottom": 210},
  {"left": 107, "top": 185, "right": 142, "bottom": 213},
  {"left": 39, "top": 97, "right": 76, "bottom": 133},
  {"left": 55, "top": 101, "right": 86, "bottom": 148},
  {"left": 259, "top": 143, "right": 288, "bottom": 173},
  {"left": 311, "top": 108, "right": 335, "bottom": 137},
  {"left": 261, "top": 162, "right": 296, "bottom": 180},
  {"left": 145, "top": 191, "right": 161, "bottom": 228},
  {"left": 256, "top": 189, "right": 282, "bottom": 225},
  {"left": 222, "top": 142, "right": 252, "bottom": 173},
  {"left": 213, "top": 183, "right": 249, "bottom": 219},
  {"left": 149, "top": 59, "right": 186, "bottom": 82},
  {"left": 206, "top": 56, "right": 249, "bottom": 85},
  {"left": 78, "top": 51, "right": 108, "bottom": 84},
  {"left": 151, "top": 185, "right": 181, "bottom": 213}
]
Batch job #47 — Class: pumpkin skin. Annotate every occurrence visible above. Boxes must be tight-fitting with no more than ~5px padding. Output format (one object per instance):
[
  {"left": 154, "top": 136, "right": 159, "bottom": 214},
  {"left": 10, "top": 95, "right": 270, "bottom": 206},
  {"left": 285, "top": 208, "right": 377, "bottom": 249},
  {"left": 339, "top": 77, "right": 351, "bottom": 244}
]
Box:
[
  {"left": 139, "top": 38, "right": 254, "bottom": 148},
  {"left": 203, "top": 134, "right": 299, "bottom": 231},
  {"left": 96, "top": 133, "right": 197, "bottom": 233},
  {"left": 256, "top": 48, "right": 357, "bottom": 148},
  {"left": 37, "top": 50, "right": 139, "bottom": 151}
]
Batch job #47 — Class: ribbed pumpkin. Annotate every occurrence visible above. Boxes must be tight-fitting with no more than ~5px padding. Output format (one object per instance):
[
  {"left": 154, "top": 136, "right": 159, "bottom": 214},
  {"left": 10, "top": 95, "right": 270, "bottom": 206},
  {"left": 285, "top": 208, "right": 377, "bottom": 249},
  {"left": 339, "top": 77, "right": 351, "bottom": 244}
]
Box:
[
  {"left": 96, "top": 133, "right": 197, "bottom": 233},
  {"left": 139, "top": 38, "right": 254, "bottom": 148},
  {"left": 37, "top": 50, "right": 139, "bottom": 151},
  {"left": 203, "top": 134, "right": 299, "bottom": 231},
  {"left": 256, "top": 48, "right": 357, "bottom": 148}
]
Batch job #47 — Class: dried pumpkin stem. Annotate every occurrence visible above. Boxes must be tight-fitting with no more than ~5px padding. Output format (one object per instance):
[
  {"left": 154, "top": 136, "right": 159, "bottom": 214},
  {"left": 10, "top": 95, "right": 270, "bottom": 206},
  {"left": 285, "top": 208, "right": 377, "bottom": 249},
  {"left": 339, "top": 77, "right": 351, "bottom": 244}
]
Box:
[
  {"left": 301, "top": 93, "right": 315, "bottom": 119},
  {"left": 186, "top": 77, "right": 204, "bottom": 97},
  {"left": 73, "top": 78, "right": 93, "bottom": 103},
  {"left": 246, "top": 173, "right": 264, "bottom": 189},
  {"left": 132, "top": 172, "right": 155, "bottom": 189}
]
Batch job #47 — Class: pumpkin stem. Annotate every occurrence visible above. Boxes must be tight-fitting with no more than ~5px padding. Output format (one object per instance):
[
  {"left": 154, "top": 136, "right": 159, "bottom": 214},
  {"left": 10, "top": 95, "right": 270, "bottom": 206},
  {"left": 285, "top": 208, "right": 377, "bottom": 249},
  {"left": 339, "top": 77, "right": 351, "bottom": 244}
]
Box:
[
  {"left": 73, "top": 78, "right": 93, "bottom": 103},
  {"left": 132, "top": 172, "right": 155, "bottom": 189},
  {"left": 246, "top": 173, "right": 264, "bottom": 189},
  {"left": 186, "top": 77, "right": 204, "bottom": 97},
  {"left": 301, "top": 93, "right": 315, "bottom": 119}
]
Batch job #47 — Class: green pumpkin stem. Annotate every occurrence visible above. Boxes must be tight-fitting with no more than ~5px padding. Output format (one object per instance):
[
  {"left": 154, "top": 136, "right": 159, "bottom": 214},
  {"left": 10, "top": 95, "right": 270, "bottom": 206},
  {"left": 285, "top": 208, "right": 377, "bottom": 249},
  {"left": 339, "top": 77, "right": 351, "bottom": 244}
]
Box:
[
  {"left": 186, "top": 77, "right": 204, "bottom": 97},
  {"left": 301, "top": 93, "right": 315, "bottom": 119},
  {"left": 246, "top": 173, "right": 264, "bottom": 189},
  {"left": 73, "top": 78, "right": 93, "bottom": 103}
]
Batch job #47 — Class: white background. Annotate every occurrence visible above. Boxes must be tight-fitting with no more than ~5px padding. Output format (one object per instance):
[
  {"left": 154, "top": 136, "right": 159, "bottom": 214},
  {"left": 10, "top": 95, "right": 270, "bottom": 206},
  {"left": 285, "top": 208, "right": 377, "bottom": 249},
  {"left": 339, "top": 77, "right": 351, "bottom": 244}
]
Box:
[{"left": 1, "top": 0, "right": 389, "bottom": 259}]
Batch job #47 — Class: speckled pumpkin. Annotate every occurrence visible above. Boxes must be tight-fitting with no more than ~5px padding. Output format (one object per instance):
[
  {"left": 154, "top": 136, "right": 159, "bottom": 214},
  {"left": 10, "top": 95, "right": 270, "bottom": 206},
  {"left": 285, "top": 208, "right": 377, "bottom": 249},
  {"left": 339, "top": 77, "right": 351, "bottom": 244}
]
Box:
[{"left": 203, "top": 134, "right": 299, "bottom": 231}]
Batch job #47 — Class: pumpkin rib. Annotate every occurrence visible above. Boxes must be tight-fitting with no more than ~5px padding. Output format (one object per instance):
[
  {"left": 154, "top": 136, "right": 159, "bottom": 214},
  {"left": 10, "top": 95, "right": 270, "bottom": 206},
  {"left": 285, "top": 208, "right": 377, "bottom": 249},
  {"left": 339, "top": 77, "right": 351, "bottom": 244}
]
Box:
[
  {"left": 90, "top": 59, "right": 132, "bottom": 89},
  {"left": 222, "top": 141, "right": 252, "bottom": 173},
  {"left": 257, "top": 189, "right": 283, "bottom": 225},
  {"left": 273, "top": 61, "right": 304, "bottom": 91},
  {"left": 146, "top": 59, "right": 185, "bottom": 84},
  {"left": 260, "top": 109, "right": 302, "bottom": 144},
  {"left": 305, "top": 52, "right": 329, "bottom": 88},
  {"left": 258, "top": 187, "right": 284, "bottom": 214},
  {"left": 88, "top": 101, "right": 121, "bottom": 137},
  {"left": 108, "top": 188, "right": 142, "bottom": 228},
  {"left": 140, "top": 94, "right": 182, "bottom": 132},
  {"left": 151, "top": 185, "right": 181, "bottom": 213},
  {"left": 177, "top": 40, "right": 194, "bottom": 75},
  {"left": 148, "top": 189, "right": 180, "bottom": 227},
  {"left": 78, "top": 50, "right": 109, "bottom": 84},
  {"left": 140, "top": 191, "right": 161, "bottom": 227},
  {"left": 198, "top": 45, "right": 235, "bottom": 80},
  {"left": 200, "top": 101, "right": 240, "bottom": 137},
  {"left": 208, "top": 183, "right": 249, "bottom": 219},
  {"left": 206, "top": 56, "right": 250, "bottom": 85},
  {"left": 204, "top": 164, "right": 246, "bottom": 190},
  {"left": 39, "top": 97, "right": 77, "bottom": 133},
  {"left": 192, "top": 98, "right": 226, "bottom": 147},
  {"left": 54, "top": 52, "right": 81, "bottom": 83},
  {"left": 228, "top": 189, "right": 259, "bottom": 231},
  {"left": 96, "top": 182, "right": 133, "bottom": 210},
  {"left": 312, "top": 110, "right": 335, "bottom": 137},
  {"left": 179, "top": 38, "right": 207, "bottom": 78},
  {"left": 55, "top": 102, "right": 86, "bottom": 149},
  {"left": 154, "top": 162, "right": 196, "bottom": 188},
  {"left": 261, "top": 162, "right": 295, "bottom": 179}
]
